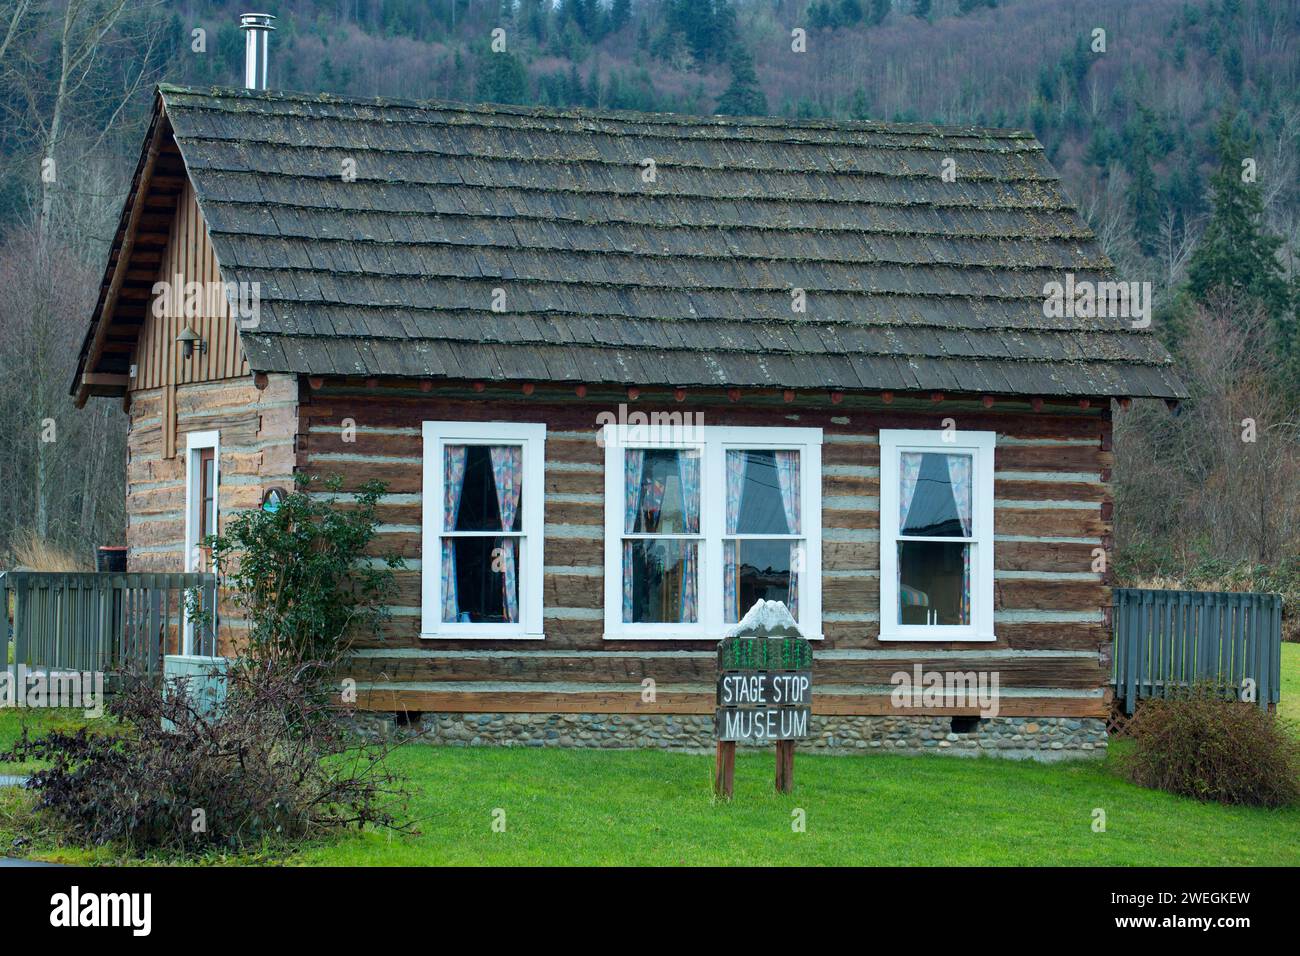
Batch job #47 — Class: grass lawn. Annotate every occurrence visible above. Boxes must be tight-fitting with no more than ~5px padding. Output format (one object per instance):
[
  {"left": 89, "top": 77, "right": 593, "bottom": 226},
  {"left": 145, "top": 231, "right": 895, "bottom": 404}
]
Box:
[
  {"left": 2, "top": 644, "right": 1298, "bottom": 867},
  {"left": 1279, "top": 640, "right": 1300, "bottom": 727}
]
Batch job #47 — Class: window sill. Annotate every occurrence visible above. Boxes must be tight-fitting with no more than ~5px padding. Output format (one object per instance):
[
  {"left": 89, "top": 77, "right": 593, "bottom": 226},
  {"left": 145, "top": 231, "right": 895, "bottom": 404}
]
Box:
[
  {"left": 878, "top": 630, "right": 997, "bottom": 643},
  {"left": 420, "top": 632, "right": 545, "bottom": 641},
  {"left": 603, "top": 631, "right": 824, "bottom": 642}
]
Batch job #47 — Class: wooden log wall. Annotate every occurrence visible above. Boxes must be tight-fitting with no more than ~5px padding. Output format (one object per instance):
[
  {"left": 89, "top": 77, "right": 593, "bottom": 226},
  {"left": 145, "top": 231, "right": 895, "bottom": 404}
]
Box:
[
  {"left": 301, "top": 380, "right": 1114, "bottom": 719},
  {"left": 124, "top": 374, "right": 299, "bottom": 655}
]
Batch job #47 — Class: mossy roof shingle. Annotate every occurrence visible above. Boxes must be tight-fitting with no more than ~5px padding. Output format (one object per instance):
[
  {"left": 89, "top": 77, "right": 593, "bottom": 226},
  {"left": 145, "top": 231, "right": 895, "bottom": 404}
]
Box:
[{"left": 156, "top": 84, "right": 1185, "bottom": 397}]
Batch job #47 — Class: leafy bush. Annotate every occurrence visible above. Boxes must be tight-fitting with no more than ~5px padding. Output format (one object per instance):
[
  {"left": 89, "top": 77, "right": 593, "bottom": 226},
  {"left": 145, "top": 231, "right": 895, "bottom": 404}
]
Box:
[
  {"left": 4, "top": 661, "right": 406, "bottom": 854},
  {"left": 206, "top": 473, "right": 403, "bottom": 667},
  {"left": 1125, "top": 689, "right": 1300, "bottom": 807}
]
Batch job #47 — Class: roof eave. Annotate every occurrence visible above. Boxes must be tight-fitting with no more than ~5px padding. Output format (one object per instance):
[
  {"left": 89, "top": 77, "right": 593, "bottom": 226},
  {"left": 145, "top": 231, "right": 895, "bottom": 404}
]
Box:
[{"left": 70, "top": 89, "right": 171, "bottom": 406}]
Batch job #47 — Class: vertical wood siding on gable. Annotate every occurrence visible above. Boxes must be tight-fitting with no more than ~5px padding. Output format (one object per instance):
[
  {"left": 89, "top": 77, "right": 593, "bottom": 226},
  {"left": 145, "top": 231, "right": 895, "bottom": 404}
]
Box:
[
  {"left": 132, "top": 181, "right": 250, "bottom": 392},
  {"left": 300, "top": 383, "right": 1114, "bottom": 718}
]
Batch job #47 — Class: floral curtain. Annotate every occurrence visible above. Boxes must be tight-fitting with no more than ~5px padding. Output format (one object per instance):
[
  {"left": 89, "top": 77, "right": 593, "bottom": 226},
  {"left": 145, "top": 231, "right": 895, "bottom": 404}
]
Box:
[
  {"left": 677, "top": 450, "right": 700, "bottom": 622},
  {"left": 678, "top": 542, "right": 698, "bottom": 623},
  {"left": 678, "top": 449, "right": 701, "bottom": 534},
  {"left": 899, "top": 451, "right": 924, "bottom": 530},
  {"left": 441, "top": 445, "right": 468, "bottom": 623},
  {"left": 959, "top": 546, "right": 971, "bottom": 625},
  {"left": 640, "top": 472, "right": 667, "bottom": 531},
  {"left": 723, "top": 450, "right": 747, "bottom": 621},
  {"left": 490, "top": 445, "right": 523, "bottom": 623},
  {"left": 946, "top": 454, "right": 973, "bottom": 536},
  {"left": 725, "top": 450, "right": 746, "bottom": 534},
  {"left": 622, "top": 450, "right": 645, "bottom": 623},
  {"left": 946, "top": 454, "right": 974, "bottom": 625},
  {"left": 723, "top": 539, "right": 738, "bottom": 623},
  {"left": 895, "top": 452, "right": 925, "bottom": 626},
  {"left": 773, "top": 450, "right": 801, "bottom": 618}
]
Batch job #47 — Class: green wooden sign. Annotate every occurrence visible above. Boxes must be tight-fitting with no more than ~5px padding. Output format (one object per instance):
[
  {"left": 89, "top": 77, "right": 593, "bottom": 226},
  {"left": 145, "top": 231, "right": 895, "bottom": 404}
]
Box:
[{"left": 714, "top": 602, "right": 814, "bottom": 745}]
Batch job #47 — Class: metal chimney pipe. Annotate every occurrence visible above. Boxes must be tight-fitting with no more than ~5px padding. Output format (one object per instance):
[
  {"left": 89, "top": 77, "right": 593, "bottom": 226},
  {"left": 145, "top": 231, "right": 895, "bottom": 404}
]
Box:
[{"left": 240, "top": 13, "right": 276, "bottom": 90}]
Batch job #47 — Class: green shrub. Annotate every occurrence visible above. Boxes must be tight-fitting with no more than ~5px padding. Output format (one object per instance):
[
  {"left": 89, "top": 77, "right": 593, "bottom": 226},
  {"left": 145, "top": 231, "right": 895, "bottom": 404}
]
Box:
[
  {"left": 206, "top": 473, "right": 403, "bottom": 668},
  {"left": 1125, "top": 689, "right": 1300, "bottom": 807}
]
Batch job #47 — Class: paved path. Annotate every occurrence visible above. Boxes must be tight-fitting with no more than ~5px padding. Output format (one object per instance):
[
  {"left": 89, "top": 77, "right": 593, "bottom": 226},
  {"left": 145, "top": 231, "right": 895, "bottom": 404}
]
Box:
[{"left": 0, "top": 857, "right": 61, "bottom": 866}]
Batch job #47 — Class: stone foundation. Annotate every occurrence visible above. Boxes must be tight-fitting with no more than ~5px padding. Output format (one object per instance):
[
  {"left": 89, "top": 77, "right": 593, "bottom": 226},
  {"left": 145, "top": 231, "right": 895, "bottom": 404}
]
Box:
[{"left": 355, "top": 712, "right": 1107, "bottom": 761}]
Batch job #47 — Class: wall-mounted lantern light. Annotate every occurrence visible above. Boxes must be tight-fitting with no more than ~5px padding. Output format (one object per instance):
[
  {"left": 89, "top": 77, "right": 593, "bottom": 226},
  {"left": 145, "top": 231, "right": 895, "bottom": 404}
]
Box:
[{"left": 177, "top": 325, "right": 207, "bottom": 360}]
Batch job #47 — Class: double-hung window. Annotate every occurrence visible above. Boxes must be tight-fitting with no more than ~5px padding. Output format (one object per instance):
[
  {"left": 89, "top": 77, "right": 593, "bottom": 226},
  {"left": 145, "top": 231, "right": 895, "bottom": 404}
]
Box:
[
  {"left": 879, "top": 429, "right": 995, "bottom": 642},
  {"left": 421, "top": 421, "right": 545, "bottom": 639},
  {"left": 603, "top": 424, "right": 822, "bottom": 639}
]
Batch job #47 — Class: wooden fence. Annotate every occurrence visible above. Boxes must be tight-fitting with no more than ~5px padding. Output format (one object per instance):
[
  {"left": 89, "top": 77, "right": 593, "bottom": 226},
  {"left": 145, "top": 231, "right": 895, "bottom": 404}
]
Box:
[
  {"left": 1, "top": 571, "right": 217, "bottom": 676},
  {"left": 1113, "top": 588, "right": 1284, "bottom": 714}
]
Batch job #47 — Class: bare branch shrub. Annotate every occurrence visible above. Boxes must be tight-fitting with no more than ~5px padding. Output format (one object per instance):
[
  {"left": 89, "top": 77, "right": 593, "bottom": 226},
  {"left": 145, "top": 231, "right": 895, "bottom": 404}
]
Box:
[
  {"left": 1115, "top": 292, "right": 1300, "bottom": 597},
  {"left": 5, "top": 659, "right": 410, "bottom": 855}
]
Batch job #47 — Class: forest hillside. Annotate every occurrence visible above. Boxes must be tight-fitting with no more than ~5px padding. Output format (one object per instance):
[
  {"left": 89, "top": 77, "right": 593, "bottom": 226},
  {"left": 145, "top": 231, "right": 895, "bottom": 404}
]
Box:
[{"left": 0, "top": 0, "right": 1296, "bottom": 610}]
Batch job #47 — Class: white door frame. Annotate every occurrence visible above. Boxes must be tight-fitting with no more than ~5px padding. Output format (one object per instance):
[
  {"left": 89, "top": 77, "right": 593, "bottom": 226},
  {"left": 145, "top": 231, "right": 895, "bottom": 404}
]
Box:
[{"left": 183, "top": 429, "right": 220, "bottom": 655}]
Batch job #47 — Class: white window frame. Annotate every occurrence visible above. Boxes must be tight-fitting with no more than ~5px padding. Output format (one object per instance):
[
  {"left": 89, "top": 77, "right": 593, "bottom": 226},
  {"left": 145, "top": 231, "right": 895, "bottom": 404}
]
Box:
[
  {"left": 879, "top": 428, "right": 996, "bottom": 643},
  {"left": 421, "top": 421, "right": 546, "bottom": 639},
  {"left": 183, "top": 429, "right": 220, "bottom": 656},
  {"left": 602, "top": 424, "right": 822, "bottom": 641}
]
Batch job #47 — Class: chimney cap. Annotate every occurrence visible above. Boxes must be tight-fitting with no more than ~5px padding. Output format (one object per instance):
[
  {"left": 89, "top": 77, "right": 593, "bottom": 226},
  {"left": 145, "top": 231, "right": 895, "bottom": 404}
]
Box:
[{"left": 240, "top": 13, "right": 277, "bottom": 30}]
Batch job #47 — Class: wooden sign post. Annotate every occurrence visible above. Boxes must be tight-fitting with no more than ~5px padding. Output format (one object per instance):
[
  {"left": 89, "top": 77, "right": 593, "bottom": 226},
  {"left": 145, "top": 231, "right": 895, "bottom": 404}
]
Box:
[{"left": 714, "top": 600, "right": 813, "bottom": 798}]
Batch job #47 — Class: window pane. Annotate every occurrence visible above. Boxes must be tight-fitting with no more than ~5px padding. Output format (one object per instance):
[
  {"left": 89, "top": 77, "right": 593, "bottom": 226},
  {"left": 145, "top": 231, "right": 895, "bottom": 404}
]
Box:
[
  {"left": 897, "top": 541, "right": 970, "bottom": 625},
  {"left": 446, "top": 445, "right": 524, "bottom": 533},
  {"left": 625, "top": 448, "right": 700, "bottom": 534},
  {"left": 725, "top": 539, "right": 800, "bottom": 623},
  {"left": 727, "top": 450, "right": 800, "bottom": 535},
  {"left": 900, "top": 452, "right": 972, "bottom": 537},
  {"left": 442, "top": 536, "right": 519, "bottom": 623},
  {"left": 201, "top": 457, "right": 215, "bottom": 538},
  {"left": 622, "top": 539, "right": 698, "bottom": 623}
]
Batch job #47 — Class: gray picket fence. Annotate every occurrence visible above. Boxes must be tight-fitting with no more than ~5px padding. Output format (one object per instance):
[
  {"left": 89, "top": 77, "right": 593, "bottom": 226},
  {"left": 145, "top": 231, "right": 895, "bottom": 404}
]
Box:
[
  {"left": 1113, "top": 588, "right": 1283, "bottom": 714},
  {"left": 1, "top": 571, "right": 217, "bottom": 676}
]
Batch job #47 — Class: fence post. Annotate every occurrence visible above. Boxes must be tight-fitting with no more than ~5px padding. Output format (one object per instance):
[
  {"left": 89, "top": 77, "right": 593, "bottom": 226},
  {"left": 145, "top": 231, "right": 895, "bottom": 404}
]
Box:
[
  {"left": 1112, "top": 589, "right": 1125, "bottom": 701},
  {"left": 1248, "top": 595, "right": 1258, "bottom": 707},
  {"left": 1270, "top": 595, "right": 1283, "bottom": 707},
  {"left": 12, "top": 580, "right": 23, "bottom": 668},
  {"left": 1125, "top": 591, "right": 1142, "bottom": 715}
]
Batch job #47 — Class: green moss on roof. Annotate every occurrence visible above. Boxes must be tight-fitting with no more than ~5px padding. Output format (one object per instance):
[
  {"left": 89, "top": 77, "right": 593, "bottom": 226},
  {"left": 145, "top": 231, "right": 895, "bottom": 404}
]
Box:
[{"left": 154, "top": 84, "right": 1183, "bottom": 398}]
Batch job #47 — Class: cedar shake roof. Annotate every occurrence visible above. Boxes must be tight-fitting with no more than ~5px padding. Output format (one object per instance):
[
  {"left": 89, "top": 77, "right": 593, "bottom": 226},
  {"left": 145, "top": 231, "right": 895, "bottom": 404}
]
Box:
[{"left": 73, "top": 84, "right": 1187, "bottom": 400}]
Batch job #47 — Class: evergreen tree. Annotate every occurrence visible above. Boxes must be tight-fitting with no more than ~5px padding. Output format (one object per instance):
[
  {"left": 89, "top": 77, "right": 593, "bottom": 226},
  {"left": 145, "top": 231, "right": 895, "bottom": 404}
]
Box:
[
  {"left": 1126, "top": 109, "right": 1160, "bottom": 254},
  {"left": 838, "top": 0, "right": 865, "bottom": 25},
  {"left": 850, "top": 86, "right": 872, "bottom": 121},
  {"left": 1186, "top": 116, "right": 1293, "bottom": 382},
  {"left": 611, "top": 0, "right": 633, "bottom": 33},
  {"left": 567, "top": 64, "right": 584, "bottom": 104},
  {"left": 477, "top": 49, "right": 529, "bottom": 104},
  {"left": 715, "top": 45, "right": 767, "bottom": 116},
  {"left": 660, "top": 0, "right": 733, "bottom": 64}
]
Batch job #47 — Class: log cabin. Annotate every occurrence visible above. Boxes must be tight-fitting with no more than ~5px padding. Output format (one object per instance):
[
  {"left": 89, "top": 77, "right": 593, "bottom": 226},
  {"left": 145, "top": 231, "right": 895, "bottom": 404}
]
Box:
[{"left": 71, "top": 83, "right": 1186, "bottom": 759}]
